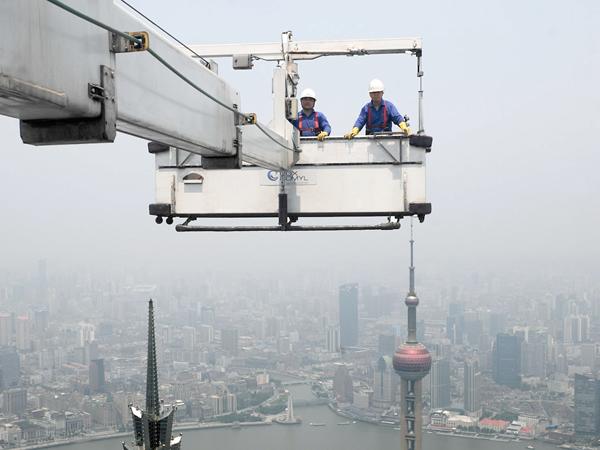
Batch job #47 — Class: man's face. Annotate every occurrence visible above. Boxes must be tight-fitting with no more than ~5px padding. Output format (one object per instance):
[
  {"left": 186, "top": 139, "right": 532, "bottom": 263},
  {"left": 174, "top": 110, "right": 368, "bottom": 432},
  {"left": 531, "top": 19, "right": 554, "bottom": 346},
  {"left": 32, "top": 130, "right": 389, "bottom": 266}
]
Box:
[
  {"left": 369, "top": 91, "right": 384, "bottom": 103},
  {"left": 301, "top": 97, "right": 315, "bottom": 110}
]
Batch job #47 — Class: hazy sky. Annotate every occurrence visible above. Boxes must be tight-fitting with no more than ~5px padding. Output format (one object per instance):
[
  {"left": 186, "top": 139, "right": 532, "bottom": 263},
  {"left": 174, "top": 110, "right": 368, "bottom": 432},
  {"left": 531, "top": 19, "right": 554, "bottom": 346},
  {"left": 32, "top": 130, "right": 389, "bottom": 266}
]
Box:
[{"left": 0, "top": 0, "right": 598, "bottom": 286}]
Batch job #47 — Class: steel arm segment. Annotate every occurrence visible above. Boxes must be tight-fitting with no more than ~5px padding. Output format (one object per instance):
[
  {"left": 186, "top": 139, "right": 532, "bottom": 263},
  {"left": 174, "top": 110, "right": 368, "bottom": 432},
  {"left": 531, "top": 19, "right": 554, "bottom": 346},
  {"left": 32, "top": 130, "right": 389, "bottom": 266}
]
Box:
[
  {"left": 0, "top": 0, "right": 295, "bottom": 170},
  {"left": 186, "top": 37, "right": 422, "bottom": 60}
]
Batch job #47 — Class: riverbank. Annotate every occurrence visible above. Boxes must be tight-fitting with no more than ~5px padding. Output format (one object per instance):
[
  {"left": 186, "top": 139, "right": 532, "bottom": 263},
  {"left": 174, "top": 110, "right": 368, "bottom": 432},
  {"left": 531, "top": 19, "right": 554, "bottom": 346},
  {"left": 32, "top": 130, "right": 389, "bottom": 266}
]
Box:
[
  {"left": 9, "top": 402, "right": 566, "bottom": 450},
  {"left": 327, "top": 402, "right": 540, "bottom": 446},
  {"left": 12, "top": 421, "right": 271, "bottom": 450}
]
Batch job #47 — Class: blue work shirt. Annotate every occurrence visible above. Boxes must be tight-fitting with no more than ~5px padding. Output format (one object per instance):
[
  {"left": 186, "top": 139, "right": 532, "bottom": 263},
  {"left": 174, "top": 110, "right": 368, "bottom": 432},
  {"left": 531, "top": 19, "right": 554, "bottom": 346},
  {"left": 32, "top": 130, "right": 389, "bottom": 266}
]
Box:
[
  {"left": 353, "top": 99, "right": 405, "bottom": 134},
  {"left": 289, "top": 110, "right": 332, "bottom": 137}
]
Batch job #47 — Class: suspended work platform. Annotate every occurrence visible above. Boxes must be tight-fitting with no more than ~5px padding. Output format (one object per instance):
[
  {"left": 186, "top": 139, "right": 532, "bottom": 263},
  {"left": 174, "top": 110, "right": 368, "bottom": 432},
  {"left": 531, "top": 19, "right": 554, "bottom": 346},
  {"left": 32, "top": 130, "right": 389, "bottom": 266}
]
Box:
[{"left": 150, "top": 133, "right": 432, "bottom": 231}]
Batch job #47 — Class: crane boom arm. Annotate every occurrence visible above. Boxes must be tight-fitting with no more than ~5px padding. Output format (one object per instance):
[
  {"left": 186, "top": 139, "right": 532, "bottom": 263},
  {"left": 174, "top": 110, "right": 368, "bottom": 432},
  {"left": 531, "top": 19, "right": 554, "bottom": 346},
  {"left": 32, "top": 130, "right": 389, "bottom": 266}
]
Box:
[
  {"left": 186, "top": 37, "right": 422, "bottom": 60},
  {"left": 0, "top": 0, "right": 296, "bottom": 170}
]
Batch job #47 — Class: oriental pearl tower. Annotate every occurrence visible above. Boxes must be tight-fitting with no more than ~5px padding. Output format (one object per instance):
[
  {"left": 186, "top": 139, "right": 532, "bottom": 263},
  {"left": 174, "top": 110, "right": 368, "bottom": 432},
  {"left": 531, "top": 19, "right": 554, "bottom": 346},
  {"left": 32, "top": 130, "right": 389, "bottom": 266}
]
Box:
[{"left": 393, "top": 220, "right": 431, "bottom": 450}]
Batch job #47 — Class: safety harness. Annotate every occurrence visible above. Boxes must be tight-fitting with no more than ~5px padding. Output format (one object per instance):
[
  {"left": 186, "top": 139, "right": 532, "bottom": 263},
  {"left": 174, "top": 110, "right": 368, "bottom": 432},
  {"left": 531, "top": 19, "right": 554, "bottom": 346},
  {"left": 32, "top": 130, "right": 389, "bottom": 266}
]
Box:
[
  {"left": 298, "top": 111, "right": 320, "bottom": 135},
  {"left": 366, "top": 103, "right": 388, "bottom": 134}
]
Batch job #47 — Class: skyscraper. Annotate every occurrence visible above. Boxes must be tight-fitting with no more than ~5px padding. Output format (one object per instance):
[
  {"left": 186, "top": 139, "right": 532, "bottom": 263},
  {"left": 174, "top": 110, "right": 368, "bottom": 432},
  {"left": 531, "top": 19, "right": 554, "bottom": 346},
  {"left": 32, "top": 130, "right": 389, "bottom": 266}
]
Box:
[
  {"left": 393, "top": 222, "right": 431, "bottom": 450},
  {"left": 89, "top": 359, "right": 106, "bottom": 393},
  {"left": 378, "top": 333, "right": 397, "bottom": 356},
  {"left": 372, "top": 356, "right": 397, "bottom": 409},
  {"left": 523, "top": 330, "right": 548, "bottom": 378},
  {"left": 326, "top": 325, "right": 340, "bottom": 353},
  {"left": 15, "top": 316, "right": 30, "bottom": 351},
  {"left": 125, "top": 300, "right": 181, "bottom": 450},
  {"left": 0, "top": 347, "right": 20, "bottom": 389},
  {"left": 33, "top": 309, "right": 49, "bottom": 334},
  {"left": 564, "top": 314, "right": 591, "bottom": 343},
  {"left": 181, "top": 326, "right": 196, "bottom": 352},
  {"left": 79, "top": 322, "right": 95, "bottom": 347},
  {"left": 447, "top": 303, "right": 465, "bottom": 345},
  {"left": 464, "top": 360, "right": 481, "bottom": 415},
  {"left": 574, "top": 373, "right": 600, "bottom": 438},
  {"left": 488, "top": 312, "right": 506, "bottom": 337},
  {"left": 493, "top": 333, "right": 522, "bottom": 388},
  {"left": 0, "top": 313, "right": 11, "bottom": 346},
  {"left": 430, "top": 359, "right": 451, "bottom": 409},
  {"left": 2, "top": 388, "right": 27, "bottom": 416},
  {"left": 339, "top": 284, "right": 359, "bottom": 348},
  {"left": 581, "top": 343, "right": 598, "bottom": 371},
  {"left": 198, "top": 324, "right": 214, "bottom": 344},
  {"left": 333, "top": 364, "right": 354, "bottom": 403},
  {"left": 200, "top": 306, "right": 215, "bottom": 325},
  {"left": 221, "top": 328, "right": 239, "bottom": 356}
]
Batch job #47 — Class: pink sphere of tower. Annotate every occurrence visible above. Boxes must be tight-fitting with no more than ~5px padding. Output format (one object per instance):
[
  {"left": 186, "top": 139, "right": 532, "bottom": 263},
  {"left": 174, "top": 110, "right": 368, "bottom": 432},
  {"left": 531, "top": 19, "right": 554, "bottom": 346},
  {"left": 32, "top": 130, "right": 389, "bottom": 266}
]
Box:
[{"left": 393, "top": 342, "right": 431, "bottom": 381}]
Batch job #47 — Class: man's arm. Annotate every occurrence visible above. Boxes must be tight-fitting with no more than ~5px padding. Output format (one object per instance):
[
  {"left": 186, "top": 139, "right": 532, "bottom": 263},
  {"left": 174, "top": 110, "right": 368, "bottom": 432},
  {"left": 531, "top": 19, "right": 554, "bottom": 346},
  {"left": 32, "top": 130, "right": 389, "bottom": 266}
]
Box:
[
  {"left": 387, "top": 101, "right": 405, "bottom": 126},
  {"left": 288, "top": 117, "right": 299, "bottom": 129},
  {"left": 319, "top": 113, "right": 332, "bottom": 135},
  {"left": 353, "top": 104, "right": 368, "bottom": 131}
]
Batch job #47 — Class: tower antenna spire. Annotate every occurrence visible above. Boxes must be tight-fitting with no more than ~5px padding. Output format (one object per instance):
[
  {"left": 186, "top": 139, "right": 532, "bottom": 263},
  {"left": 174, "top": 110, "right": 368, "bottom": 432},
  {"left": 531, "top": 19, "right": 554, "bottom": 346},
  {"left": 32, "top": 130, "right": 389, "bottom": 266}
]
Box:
[
  {"left": 124, "top": 300, "right": 181, "bottom": 450},
  {"left": 409, "top": 217, "right": 415, "bottom": 295},
  {"left": 393, "top": 219, "right": 431, "bottom": 450},
  {"left": 146, "top": 299, "right": 160, "bottom": 418}
]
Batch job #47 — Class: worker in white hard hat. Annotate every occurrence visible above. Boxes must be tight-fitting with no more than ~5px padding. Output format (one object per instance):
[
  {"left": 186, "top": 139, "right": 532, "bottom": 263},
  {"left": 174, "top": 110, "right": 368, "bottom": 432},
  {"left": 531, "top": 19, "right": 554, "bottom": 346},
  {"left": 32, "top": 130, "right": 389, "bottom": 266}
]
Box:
[
  {"left": 289, "top": 88, "right": 331, "bottom": 141},
  {"left": 344, "top": 79, "right": 410, "bottom": 139}
]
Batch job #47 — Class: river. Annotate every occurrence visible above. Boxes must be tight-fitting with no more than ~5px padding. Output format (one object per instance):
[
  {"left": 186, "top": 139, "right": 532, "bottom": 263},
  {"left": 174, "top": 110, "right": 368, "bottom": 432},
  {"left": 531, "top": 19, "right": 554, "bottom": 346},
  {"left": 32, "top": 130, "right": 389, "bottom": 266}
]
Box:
[{"left": 42, "top": 384, "right": 560, "bottom": 450}]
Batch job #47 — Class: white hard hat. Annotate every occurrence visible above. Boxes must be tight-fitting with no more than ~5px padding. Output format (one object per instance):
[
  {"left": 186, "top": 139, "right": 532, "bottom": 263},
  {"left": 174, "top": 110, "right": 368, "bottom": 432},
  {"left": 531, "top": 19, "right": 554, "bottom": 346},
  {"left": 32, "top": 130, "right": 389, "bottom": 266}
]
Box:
[
  {"left": 368, "top": 79, "right": 385, "bottom": 93},
  {"left": 300, "top": 88, "right": 316, "bottom": 100}
]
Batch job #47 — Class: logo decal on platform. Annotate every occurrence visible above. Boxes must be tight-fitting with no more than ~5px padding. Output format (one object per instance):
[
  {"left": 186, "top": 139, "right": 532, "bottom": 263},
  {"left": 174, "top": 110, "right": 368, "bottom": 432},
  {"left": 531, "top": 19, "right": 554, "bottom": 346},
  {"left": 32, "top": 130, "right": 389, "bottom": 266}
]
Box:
[{"left": 262, "top": 170, "right": 314, "bottom": 186}]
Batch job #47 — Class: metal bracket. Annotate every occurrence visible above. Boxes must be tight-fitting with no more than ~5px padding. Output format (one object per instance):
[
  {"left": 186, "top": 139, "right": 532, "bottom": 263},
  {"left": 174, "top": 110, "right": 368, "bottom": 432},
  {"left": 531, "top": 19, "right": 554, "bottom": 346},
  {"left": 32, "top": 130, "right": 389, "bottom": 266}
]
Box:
[
  {"left": 110, "top": 31, "right": 149, "bottom": 53},
  {"left": 88, "top": 83, "right": 105, "bottom": 101},
  {"left": 20, "top": 65, "right": 117, "bottom": 145}
]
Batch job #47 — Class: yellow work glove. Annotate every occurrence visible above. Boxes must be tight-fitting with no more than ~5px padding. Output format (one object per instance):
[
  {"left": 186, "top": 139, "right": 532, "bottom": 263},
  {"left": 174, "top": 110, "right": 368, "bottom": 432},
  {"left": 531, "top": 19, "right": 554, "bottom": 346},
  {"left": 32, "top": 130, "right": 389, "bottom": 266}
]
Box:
[
  {"left": 316, "top": 131, "right": 328, "bottom": 141},
  {"left": 344, "top": 127, "right": 360, "bottom": 139},
  {"left": 399, "top": 121, "right": 411, "bottom": 136}
]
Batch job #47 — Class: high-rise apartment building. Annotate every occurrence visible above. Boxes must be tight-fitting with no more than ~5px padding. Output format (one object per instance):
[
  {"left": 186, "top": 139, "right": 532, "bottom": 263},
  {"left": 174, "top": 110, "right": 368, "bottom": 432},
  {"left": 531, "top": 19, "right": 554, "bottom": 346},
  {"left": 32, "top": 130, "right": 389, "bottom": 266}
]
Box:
[
  {"left": 430, "top": 358, "right": 451, "bottom": 409},
  {"left": 182, "top": 326, "right": 196, "bottom": 351},
  {"left": 198, "top": 325, "right": 214, "bottom": 344},
  {"left": 333, "top": 364, "right": 354, "bottom": 403},
  {"left": 447, "top": 304, "right": 464, "bottom": 345},
  {"left": 574, "top": 373, "right": 600, "bottom": 438},
  {"left": 79, "top": 322, "right": 95, "bottom": 347},
  {"left": 0, "top": 313, "right": 11, "bottom": 346},
  {"left": 372, "top": 356, "right": 397, "bottom": 409},
  {"left": 493, "top": 333, "right": 521, "bottom": 388},
  {"left": 15, "top": 316, "right": 30, "bottom": 351},
  {"left": 2, "top": 388, "right": 27, "bottom": 416},
  {"left": 0, "top": 347, "right": 20, "bottom": 389},
  {"left": 326, "top": 325, "right": 340, "bottom": 353},
  {"left": 378, "top": 333, "right": 396, "bottom": 356},
  {"left": 339, "top": 284, "right": 359, "bottom": 348},
  {"left": 522, "top": 330, "right": 548, "bottom": 378},
  {"left": 464, "top": 359, "right": 481, "bottom": 415},
  {"left": 564, "top": 315, "right": 591, "bottom": 343},
  {"left": 89, "top": 359, "right": 106, "bottom": 393},
  {"left": 221, "top": 328, "right": 239, "bottom": 356}
]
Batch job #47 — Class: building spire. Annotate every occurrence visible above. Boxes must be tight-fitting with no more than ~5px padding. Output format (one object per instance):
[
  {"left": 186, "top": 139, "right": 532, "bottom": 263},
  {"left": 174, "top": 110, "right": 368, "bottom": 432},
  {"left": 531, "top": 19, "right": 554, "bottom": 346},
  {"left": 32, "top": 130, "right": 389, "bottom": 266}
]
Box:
[
  {"left": 405, "top": 217, "right": 419, "bottom": 343},
  {"left": 394, "top": 218, "right": 431, "bottom": 450},
  {"left": 409, "top": 218, "right": 416, "bottom": 295},
  {"left": 146, "top": 299, "right": 160, "bottom": 418},
  {"left": 126, "top": 300, "right": 181, "bottom": 450}
]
